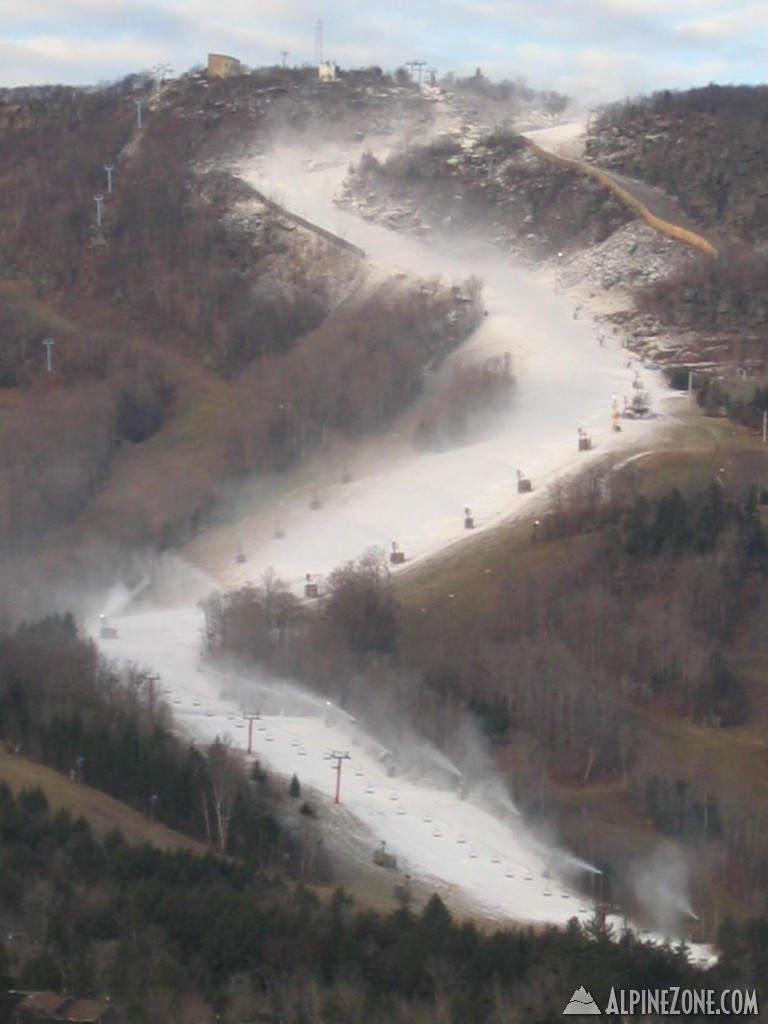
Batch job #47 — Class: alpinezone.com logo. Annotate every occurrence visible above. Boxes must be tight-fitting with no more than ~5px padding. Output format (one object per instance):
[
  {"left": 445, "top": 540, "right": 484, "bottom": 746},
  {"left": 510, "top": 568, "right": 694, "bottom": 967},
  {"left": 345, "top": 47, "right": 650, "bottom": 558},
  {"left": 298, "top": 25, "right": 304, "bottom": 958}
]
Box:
[
  {"left": 563, "top": 986, "right": 759, "bottom": 1016},
  {"left": 563, "top": 987, "right": 601, "bottom": 1014}
]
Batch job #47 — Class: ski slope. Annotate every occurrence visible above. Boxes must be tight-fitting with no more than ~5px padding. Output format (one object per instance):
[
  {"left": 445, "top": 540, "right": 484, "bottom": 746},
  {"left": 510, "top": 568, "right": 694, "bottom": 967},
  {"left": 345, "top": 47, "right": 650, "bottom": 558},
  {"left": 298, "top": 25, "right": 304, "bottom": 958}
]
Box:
[
  {"left": 88, "top": 132, "right": 712, "bottom": 956},
  {"left": 181, "top": 137, "right": 673, "bottom": 598},
  {"left": 93, "top": 604, "right": 594, "bottom": 927}
]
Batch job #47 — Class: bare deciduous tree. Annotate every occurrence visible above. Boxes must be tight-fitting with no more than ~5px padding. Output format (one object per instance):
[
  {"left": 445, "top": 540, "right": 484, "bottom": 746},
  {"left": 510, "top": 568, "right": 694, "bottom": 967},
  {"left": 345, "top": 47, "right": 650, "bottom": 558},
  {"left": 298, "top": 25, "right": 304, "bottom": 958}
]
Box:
[{"left": 205, "top": 735, "right": 242, "bottom": 853}]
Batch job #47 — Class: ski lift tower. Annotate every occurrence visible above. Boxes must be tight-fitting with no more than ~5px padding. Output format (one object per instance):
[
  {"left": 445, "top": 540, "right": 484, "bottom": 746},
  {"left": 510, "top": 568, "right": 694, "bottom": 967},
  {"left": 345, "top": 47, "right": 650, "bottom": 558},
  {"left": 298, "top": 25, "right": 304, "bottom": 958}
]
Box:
[
  {"left": 405, "top": 60, "right": 427, "bottom": 85},
  {"left": 42, "top": 336, "right": 55, "bottom": 372},
  {"left": 243, "top": 712, "right": 261, "bottom": 755},
  {"left": 326, "top": 750, "right": 351, "bottom": 804}
]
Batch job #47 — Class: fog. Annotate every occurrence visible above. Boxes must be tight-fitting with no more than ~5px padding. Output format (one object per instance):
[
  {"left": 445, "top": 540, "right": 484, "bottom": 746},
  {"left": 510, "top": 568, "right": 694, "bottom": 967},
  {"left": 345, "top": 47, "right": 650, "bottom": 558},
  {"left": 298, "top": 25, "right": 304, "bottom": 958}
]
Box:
[
  {"left": 80, "top": 120, "right": 713, "bottom": 952},
  {"left": 181, "top": 127, "right": 671, "bottom": 599},
  {"left": 92, "top": 589, "right": 599, "bottom": 927}
]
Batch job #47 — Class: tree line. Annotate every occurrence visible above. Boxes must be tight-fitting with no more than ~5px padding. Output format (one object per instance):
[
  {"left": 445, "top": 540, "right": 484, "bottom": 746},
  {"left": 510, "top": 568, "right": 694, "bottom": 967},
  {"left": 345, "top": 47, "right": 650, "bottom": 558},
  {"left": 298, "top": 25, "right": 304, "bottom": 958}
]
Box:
[
  {"left": 0, "top": 614, "right": 279, "bottom": 859},
  {"left": 593, "top": 84, "right": 768, "bottom": 241},
  {"left": 202, "top": 477, "right": 768, "bottom": 929},
  {"left": 2, "top": 606, "right": 764, "bottom": 1020},
  {"left": 0, "top": 779, "right": 761, "bottom": 1022}
]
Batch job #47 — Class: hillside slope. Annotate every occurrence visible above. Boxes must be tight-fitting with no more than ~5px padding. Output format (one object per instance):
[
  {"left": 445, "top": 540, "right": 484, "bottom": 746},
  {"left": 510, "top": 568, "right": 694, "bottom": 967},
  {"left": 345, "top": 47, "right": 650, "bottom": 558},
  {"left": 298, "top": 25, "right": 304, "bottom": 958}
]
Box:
[
  {"left": 5, "top": 62, "right": 768, "bottom": 930},
  {"left": 0, "top": 70, "right": 483, "bottom": 619},
  {"left": 0, "top": 741, "right": 210, "bottom": 854},
  {"left": 589, "top": 85, "right": 768, "bottom": 243}
]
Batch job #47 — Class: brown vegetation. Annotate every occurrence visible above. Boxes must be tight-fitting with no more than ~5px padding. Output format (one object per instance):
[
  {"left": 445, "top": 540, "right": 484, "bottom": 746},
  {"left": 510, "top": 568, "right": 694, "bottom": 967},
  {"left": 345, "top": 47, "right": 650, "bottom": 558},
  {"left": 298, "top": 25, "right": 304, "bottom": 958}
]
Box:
[
  {"left": 0, "top": 72, "right": 481, "bottom": 613},
  {"left": 220, "top": 278, "right": 481, "bottom": 474},
  {"left": 591, "top": 85, "right": 768, "bottom": 243},
  {"left": 580, "top": 85, "right": 768, "bottom": 361},
  {"left": 636, "top": 245, "right": 768, "bottom": 332},
  {"left": 414, "top": 351, "right": 514, "bottom": 449},
  {"left": 0, "top": 742, "right": 210, "bottom": 855},
  {"left": 344, "top": 129, "right": 632, "bottom": 259}
]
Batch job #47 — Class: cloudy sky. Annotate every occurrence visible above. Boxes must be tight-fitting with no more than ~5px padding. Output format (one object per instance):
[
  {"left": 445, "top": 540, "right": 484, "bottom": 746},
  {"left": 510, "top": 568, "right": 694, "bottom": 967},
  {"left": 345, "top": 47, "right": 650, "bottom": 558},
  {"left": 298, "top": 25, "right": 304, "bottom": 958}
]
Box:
[{"left": 1, "top": 0, "right": 766, "bottom": 104}]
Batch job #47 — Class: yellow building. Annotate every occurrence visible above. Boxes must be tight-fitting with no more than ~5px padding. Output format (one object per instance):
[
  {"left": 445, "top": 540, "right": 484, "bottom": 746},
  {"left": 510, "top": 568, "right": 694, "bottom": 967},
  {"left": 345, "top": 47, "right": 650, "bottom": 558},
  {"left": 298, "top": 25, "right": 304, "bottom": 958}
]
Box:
[{"left": 207, "top": 53, "right": 242, "bottom": 78}]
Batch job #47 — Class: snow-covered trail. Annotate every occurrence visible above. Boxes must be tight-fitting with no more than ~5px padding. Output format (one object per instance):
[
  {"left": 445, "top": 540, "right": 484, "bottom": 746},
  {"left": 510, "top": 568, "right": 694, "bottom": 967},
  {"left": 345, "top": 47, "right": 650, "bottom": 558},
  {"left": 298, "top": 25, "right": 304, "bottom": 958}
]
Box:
[
  {"left": 183, "top": 138, "right": 669, "bottom": 595},
  {"left": 89, "top": 133, "right": 686, "bottom": 933},
  {"left": 94, "top": 603, "right": 594, "bottom": 926}
]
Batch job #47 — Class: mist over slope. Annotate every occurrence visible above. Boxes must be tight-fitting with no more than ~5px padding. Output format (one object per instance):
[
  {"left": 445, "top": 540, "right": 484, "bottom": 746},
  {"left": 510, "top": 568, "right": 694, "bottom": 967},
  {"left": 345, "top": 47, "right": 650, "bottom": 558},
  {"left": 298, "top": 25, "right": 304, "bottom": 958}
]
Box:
[
  {"left": 3, "top": 63, "right": 768, "bottom": 955},
  {"left": 2, "top": 68, "right": 766, "bottom": 617},
  {"left": 0, "top": 69, "right": 485, "bottom": 617}
]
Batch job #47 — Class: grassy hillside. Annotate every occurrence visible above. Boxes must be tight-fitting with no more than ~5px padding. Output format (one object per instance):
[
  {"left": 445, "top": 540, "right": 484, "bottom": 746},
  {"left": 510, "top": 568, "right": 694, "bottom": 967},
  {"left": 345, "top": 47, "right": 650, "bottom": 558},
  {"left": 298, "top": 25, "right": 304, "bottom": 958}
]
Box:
[{"left": 0, "top": 741, "right": 210, "bottom": 855}]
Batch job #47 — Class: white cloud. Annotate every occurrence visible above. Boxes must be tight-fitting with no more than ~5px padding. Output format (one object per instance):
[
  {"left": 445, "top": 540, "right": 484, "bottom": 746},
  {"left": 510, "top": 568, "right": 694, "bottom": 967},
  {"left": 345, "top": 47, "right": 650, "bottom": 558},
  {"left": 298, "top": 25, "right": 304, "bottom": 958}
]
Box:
[
  {"left": 673, "top": 6, "right": 764, "bottom": 43},
  {"left": 0, "top": 0, "right": 765, "bottom": 100}
]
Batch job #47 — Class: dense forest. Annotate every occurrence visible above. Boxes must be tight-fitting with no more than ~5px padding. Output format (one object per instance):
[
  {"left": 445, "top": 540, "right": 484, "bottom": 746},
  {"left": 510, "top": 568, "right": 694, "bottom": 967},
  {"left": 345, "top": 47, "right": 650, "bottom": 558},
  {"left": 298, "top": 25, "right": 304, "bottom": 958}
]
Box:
[
  {"left": 0, "top": 615, "right": 279, "bottom": 857},
  {"left": 0, "top": 780, "right": 765, "bottom": 1022},
  {"left": 591, "top": 85, "right": 768, "bottom": 242},
  {"left": 587, "top": 85, "right": 768, "bottom": 349},
  {"left": 0, "top": 610, "right": 766, "bottom": 1020}
]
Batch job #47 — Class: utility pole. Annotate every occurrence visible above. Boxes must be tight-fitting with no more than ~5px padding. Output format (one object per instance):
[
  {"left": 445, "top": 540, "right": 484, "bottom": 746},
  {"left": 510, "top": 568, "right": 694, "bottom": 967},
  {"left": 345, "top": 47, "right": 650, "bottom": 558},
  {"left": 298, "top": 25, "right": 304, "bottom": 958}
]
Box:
[
  {"left": 104, "top": 163, "right": 115, "bottom": 193},
  {"left": 326, "top": 750, "right": 351, "bottom": 804},
  {"left": 134, "top": 97, "right": 144, "bottom": 128},
  {"left": 93, "top": 194, "right": 105, "bottom": 227},
  {"left": 281, "top": 50, "right": 289, "bottom": 68},
  {"left": 42, "top": 336, "right": 55, "bottom": 372},
  {"left": 688, "top": 369, "right": 697, "bottom": 410}
]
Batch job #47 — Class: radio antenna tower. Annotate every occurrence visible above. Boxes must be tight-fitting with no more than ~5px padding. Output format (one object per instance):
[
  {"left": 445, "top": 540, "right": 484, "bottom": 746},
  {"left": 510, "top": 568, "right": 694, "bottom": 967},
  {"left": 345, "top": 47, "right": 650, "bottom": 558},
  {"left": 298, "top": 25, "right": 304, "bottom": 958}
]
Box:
[{"left": 315, "top": 19, "right": 324, "bottom": 64}]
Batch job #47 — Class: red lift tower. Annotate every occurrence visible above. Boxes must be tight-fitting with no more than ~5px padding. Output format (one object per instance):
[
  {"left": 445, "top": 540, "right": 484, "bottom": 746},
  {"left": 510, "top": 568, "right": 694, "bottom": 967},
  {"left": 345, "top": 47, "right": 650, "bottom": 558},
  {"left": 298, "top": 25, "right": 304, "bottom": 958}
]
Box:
[{"left": 327, "top": 750, "right": 351, "bottom": 804}]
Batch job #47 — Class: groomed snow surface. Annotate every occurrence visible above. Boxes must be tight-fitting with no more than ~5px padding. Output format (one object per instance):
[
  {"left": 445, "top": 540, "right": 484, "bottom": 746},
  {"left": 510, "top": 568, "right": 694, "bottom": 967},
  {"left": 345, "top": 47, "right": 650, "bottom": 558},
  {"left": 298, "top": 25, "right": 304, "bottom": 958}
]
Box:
[
  {"left": 88, "top": 132, "right": 715, "bottom": 963},
  {"left": 93, "top": 606, "right": 593, "bottom": 927}
]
